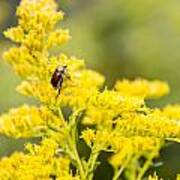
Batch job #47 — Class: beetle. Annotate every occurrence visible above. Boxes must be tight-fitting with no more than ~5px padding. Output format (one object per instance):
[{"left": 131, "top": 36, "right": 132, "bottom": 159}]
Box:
[{"left": 50, "top": 65, "right": 70, "bottom": 98}]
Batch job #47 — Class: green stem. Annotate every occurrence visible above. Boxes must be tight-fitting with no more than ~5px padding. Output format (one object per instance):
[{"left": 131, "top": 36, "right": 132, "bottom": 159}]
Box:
[
  {"left": 137, "top": 152, "right": 156, "bottom": 180},
  {"left": 71, "top": 140, "right": 86, "bottom": 179},
  {"left": 113, "top": 166, "right": 124, "bottom": 180},
  {"left": 86, "top": 149, "right": 100, "bottom": 180},
  {"left": 112, "top": 154, "right": 132, "bottom": 180},
  {"left": 57, "top": 107, "right": 65, "bottom": 121},
  {"left": 68, "top": 110, "right": 86, "bottom": 180}
]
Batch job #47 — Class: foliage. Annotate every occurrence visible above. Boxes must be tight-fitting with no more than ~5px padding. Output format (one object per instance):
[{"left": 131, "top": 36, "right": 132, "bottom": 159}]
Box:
[{"left": 0, "top": 0, "right": 180, "bottom": 179}]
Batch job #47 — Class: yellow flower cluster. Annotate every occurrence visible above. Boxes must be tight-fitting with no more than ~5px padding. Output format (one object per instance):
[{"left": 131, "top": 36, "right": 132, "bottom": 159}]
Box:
[
  {"left": 115, "top": 79, "right": 170, "bottom": 99},
  {"left": 148, "top": 173, "right": 162, "bottom": 180},
  {"left": 116, "top": 113, "right": 180, "bottom": 140},
  {"left": 81, "top": 129, "right": 113, "bottom": 150},
  {"left": 0, "top": 105, "right": 65, "bottom": 138},
  {"left": 158, "top": 104, "right": 180, "bottom": 120},
  {"left": 16, "top": 53, "right": 104, "bottom": 108},
  {"left": 81, "top": 129, "right": 161, "bottom": 169},
  {"left": 0, "top": 138, "right": 78, "bottom": 180},
  {"left": 83, "top": 89, "right": 144, "bottom": 126},
  {"left": 109, "top": 136, "right": 161, "bottom": 168},
  {"left": 0, "top": 0, "right": 180, "bottom": 179},
  {"left": 4, "top": 0, "right": 104, "bottom": 110}
]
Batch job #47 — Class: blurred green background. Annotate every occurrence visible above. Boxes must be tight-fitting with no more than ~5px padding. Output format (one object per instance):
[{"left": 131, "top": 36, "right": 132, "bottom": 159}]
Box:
[{"left": 0, "top": 0, "right": 180, "bottom": 179}]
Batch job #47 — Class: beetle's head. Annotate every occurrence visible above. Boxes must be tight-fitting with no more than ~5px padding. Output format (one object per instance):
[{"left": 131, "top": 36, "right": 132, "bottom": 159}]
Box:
[{"left": 57, "top": 65, "right": 67, "bottom": 72}]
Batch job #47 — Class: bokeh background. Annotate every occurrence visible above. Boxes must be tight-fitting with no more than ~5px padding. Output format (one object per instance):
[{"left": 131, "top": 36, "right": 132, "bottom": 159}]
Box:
[{"left": 0, "top": 0, "right": 180, "bottom": 179}]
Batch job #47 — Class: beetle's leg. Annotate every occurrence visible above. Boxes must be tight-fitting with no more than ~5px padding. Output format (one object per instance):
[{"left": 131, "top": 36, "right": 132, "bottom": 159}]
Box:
[
  {"left": 56, "top": 87, "right": 61, "bottom": 99},
  {"left": 56, "top": 79, "right": 63, "bottom": 99},
  {"left": 65, "top": 73, "right": 71, "bottom": 80}
]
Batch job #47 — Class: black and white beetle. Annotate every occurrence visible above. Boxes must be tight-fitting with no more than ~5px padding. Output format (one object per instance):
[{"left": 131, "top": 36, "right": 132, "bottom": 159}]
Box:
[{"left": 51, "top": 65, "right": 70, "bottom": 98}]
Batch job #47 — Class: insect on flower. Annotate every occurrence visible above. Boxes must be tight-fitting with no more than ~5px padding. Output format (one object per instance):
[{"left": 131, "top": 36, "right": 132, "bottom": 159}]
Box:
[{"left": 51, "top": 65, "right": 70, "bottom": 98}]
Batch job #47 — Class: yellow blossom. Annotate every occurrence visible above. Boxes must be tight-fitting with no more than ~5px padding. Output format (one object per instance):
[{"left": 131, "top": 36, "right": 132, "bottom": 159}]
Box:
[
  {"left": 0, "top": 105, "right": 64, "bottom": 138},
  {"left": 47, "top": 29, "right": 71, "bottom": 48},
  {"left": 4, "top": 0, "right": 105, "bottom": 112},
  {"left": 161, "top": 104, "right": 180, "bottom": 120},
  {"left": 4, "top": 26, "right": 24, "bottom": 43},
  {"left": 83, "top": 89, "right": 144, "bottom": 126},
  {"left": 0, "top": 138, "right": 77, "bottom": 180},
  {"left": 3, "top": 0, "right": 69, "bottom": 79},
  {"left": 148, "top": 172, "right": 163, "bottom": 180},
  {"left": 116, "top": 113, "right": 180, "bottom": 141},
  {"left": 109, "top": 136, "right": 161, "bottom": 168},
  {"left": 81, "top": 129, "right": 96, "bottom": 148},
  {"left": 115, "top": 79, "right": 170, "bottom": 99},
  {"left": 1, "top": 0, "right": 180, "bottom": 179},
  {"left": 81, "top": 129, "right": 113, "bottom": 150},
  {"left": 16, "top": 0, "right": 64, "bottom": 32},
  {"left": 16, "top": 54, "right": 104, "bottom": 108}
]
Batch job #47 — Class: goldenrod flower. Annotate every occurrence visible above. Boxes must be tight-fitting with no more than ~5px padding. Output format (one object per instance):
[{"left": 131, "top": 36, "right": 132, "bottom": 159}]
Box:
[
  {"left": 161, "top": 104, "right": 180, "bottom": 120},
  {"left": 0, "top": 138, "right": 77, "bottom": 180},
  {"left": 16, "top": 54, "right": 104, "bottom": 108},
  {"left": 148, "top": 172, "right": 162, "bottom": 180},
  {"left": 81, "top": 129, "right": 113, "bottom": 150},
  {"left": 109, "top": 136, "right": 161, "bottom": 168},
  {"left": 1, "top": 0, "right": 180, "bottom": 179},
  {"left": 116, "top": 113, "right": 180, "bottom": 141},
  {"left": 0, "top": 105, "right": 65, "bottom": 138},
  {"left": 115, "top": 79, "right": 170, "bottom": 99},
  {"left": 83, "top": 90, "right": 144, "bottom": 126}
]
